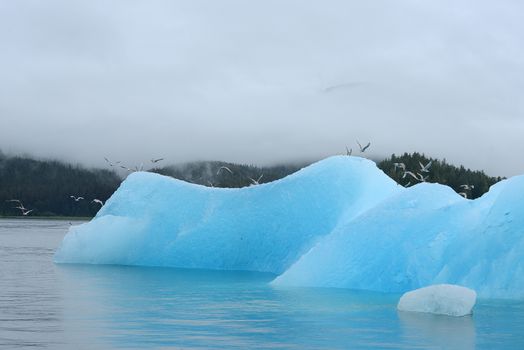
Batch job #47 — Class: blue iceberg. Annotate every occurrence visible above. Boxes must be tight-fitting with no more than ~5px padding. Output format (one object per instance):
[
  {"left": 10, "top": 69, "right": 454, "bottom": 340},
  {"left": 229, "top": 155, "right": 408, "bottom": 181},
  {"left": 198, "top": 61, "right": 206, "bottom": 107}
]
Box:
[
  {"left": 55, "top": 157, "right": 399, "bottom": 274},
  {"left": 55, "top": 156, "right": 524, "bottom": 299}
]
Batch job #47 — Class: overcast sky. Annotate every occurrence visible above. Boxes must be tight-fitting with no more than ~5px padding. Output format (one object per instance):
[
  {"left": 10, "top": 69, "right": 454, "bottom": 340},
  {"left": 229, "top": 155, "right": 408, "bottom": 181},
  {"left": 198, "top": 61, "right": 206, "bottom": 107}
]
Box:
[{"left": 1, "top": 0, "right": 523, "bottom": 176}]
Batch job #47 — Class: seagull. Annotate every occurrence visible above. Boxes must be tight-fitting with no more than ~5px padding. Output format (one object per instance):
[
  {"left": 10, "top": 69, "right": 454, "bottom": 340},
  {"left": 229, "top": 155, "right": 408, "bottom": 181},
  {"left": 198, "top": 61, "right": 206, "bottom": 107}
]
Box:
[
  {"left": 460, "top": 184, "right": 474, "bottom": 190},
  {"left": 402, "top": 171, "right": 418, "bottom": 180},
  {"left": 13, "top": 204, "right": 27, "bottom": 211},
  {"left": 393, "top": 162, "right": 406, "bottom": 171},
  {"left": 5, "top": 199, "right": 23, "bottom": 205},
  {"left": 419, "top": 160, "right": 433, "bottom": 173},
  {"left": 217, "top": 166, "right": 233, "bottom": 175},
  {"left": 70, "top": 195, "right": 84, "bottom": 202},
  {"left": 104, "top": 157, "right": 121, "bottom": 167},
  {"left": 417, "top": 173, "right": 429, "bottom": 182},
  {"left": 20, "top": 209, "right": 33, "bottom": 216},
  {"left": 346, "top": 146, "right": 352, "bottom": 156},
  {"left": 92, "top": 199, "right": 104, "bottom": 206},
  {"left": 151, "top": 158, "right": 164, "bottom": 163},
  {"left": 248, "top": 174, "right": 264, "bottom": 185},
  {"left": 10, "top": 202, "right": 32, "bottom": 215},
  {"left": 402, "top": 171, "right": 428, "bottom": 182},
  {"left": 356, "top": 140, "right": 371, "bottom": 153},
  {"left": 120, "top": 165, "right": 133, "bottom": 172},
  {"left": 458, "top": 192, "right": 468, "bottom": 199}
]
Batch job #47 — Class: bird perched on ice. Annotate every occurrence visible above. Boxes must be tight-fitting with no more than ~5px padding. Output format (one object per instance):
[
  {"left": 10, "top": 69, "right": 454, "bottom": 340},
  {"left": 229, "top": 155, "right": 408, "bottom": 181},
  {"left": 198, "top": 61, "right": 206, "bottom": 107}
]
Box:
[
  {"left": 70, "top": 195, "right": 84, "bottom": 202},
  {"left": 92, "top": 199, "right": 104, "bottom": 206},
  {"left": 356, "top": 140, "right": 371, "bottom": 153},
  {"left": 217, "top": 166, "right": 233, "bottom": 175}
]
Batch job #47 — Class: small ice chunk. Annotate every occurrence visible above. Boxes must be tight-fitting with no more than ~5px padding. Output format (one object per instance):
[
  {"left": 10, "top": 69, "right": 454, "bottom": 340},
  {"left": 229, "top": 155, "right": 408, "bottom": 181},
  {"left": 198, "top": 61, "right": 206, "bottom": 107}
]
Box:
[{"left": 397, "top": 284, "right": 476, "bottom": 316}]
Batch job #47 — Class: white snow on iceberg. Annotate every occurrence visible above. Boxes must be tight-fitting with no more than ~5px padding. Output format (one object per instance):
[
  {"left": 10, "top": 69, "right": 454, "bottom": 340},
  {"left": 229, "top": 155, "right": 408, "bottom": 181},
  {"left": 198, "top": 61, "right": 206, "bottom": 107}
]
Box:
[
  {"left": 397, "top": 284, "right": 476, "bottom": 316},
  {"left": 55, "top": 156, "right": 524, "bottom": 299}
]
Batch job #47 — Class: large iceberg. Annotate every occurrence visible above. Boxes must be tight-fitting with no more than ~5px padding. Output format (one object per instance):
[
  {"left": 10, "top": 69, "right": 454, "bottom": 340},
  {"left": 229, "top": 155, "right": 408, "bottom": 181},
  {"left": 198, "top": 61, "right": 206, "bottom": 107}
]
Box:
[
  {"left": 272, "top": 172, "right": 524, "bottom": 298},
  {"left": 55, "top": 157, "right": 399, "bottom": 274},
  {"left": 55, "top": 156, "right": 524, "bottom": 299}
]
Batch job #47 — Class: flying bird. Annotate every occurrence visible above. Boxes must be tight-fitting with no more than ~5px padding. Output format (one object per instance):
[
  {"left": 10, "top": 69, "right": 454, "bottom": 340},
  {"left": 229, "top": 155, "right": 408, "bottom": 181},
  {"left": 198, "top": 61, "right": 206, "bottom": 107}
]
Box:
[
  {"left": 393, "top": 162, "right": 406, "bottom": 171},
  {"left": 104, "top": 157, "right": 121, "bottom": 167},
  {"left": 458, "top": 192, "right": 468, "bottom": 199},
  {"left": 402, "top": 171, "right": 418, "bottom": 180},
  {"left": 346, "top": 146, "right": 352, "bottom": 156},
  {"left": 70, "top": 196, "right": 84, "bottom": 202},
  {"left": 217, "top": 166, "right": 233, "bottom": 175},
  {"left": 356, "top": 140, "right": 371, "bottom": 153},
  {"left": 20, "top": 209, "right": 33, "bottom": 216},
  {"left": 402, "top": 171, "right": 428, "bottom": 182},
  {"left": 419, "top": 161, "right": 433, "bottom": 173},
  {"left": 120, "top": 165, "right": 133, "bottom": 172},
  {"left": 151, "top": 158, "right": 164, "bottom": 163},
  {"left": 417, "top": 173, "right": 429, "bottom": 182},
  {"left": 460, "top": 184, "right": 475, "bottom": 190},
  {"left": 134, "top": 163, "right": 144, "bottom": 172},
  {"left": 248, "top": 174, "right": 264, "bottom": 185},
  {"left": 92, "top": 199, "right": 104, "bottom": 206}
]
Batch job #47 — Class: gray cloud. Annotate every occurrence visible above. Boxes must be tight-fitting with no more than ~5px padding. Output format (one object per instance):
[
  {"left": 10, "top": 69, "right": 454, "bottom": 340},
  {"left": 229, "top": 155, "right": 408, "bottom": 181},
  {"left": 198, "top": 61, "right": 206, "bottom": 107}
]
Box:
[{"left": 1, "top": 0, "right": 523, "bottom": 176}]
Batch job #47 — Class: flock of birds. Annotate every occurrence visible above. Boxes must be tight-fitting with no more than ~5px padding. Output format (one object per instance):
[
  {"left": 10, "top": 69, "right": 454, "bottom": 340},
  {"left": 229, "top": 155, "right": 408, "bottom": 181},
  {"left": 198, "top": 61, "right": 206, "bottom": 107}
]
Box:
[
  {"left": 104, "top": 157, "right": 265, "bottom": 188},
  {"left": 5, "top": 147, "right": 478, "bottom": 217},
  {"left": 5, "top": 196, "right": 105, "bottom": 217},
  {"left": 345, "top": 141, "right": 474, "bottom": 198}
]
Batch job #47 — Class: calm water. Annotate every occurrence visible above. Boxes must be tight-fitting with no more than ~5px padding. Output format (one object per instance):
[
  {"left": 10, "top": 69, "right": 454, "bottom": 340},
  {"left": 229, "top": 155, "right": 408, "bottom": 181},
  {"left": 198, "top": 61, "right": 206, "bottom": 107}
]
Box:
[{"left": 1, "top": 219, "right": 524, "bottom": 349}]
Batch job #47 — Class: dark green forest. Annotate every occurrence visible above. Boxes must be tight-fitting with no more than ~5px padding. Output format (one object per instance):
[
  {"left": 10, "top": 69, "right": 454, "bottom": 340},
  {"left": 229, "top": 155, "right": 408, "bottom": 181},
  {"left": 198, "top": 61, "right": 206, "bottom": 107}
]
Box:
[
  {"left": 0, "top": 151, "right": 121, "bottom": 217},
  {"left": 0, "top": 150, "right": 504, "bottom": 217},
  {"left": 377, "top": 152, "right": 504, "bottom": 199}
]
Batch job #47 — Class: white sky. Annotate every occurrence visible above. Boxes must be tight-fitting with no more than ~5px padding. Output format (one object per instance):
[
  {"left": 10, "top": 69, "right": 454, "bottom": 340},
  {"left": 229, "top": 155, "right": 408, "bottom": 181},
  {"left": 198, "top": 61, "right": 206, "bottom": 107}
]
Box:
[{"left": 1, "top": 0, "right": 523, "bottom": 176}]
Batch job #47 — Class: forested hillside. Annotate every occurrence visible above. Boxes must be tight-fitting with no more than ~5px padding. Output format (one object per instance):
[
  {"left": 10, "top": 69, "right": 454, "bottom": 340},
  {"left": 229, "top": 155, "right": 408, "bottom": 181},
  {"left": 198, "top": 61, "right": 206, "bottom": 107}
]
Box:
[
  {"left": 0, "top": 150, "right": 504, "bottom": 217},
  {"left": 377, "top": 152, "right": 504, "bottom": 199},
  {"left": 0, "top": 152, "right": 121, "bottom": 217}
]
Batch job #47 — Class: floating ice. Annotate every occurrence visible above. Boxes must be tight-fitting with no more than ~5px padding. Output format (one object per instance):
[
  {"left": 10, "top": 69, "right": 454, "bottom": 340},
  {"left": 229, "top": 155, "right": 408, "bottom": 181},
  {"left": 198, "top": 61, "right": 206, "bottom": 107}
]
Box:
[
  {"left": 55, "top": 156, "right": 524, "bottom": 299},
  {"left": 272, "top": 174, "right": 524, "bottom": 299},
  {"left": 397, "top": 284, "right": 477, "bottom": 316},
  {"left": 55, "top": 156, "right": 399, "bottom": 274}
]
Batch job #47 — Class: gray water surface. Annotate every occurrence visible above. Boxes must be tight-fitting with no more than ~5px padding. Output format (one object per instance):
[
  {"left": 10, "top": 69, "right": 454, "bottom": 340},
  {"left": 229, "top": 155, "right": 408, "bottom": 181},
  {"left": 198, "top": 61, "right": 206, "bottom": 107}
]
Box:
[{"left": 1, "top": 219, "right": 524, "bottom": 349}]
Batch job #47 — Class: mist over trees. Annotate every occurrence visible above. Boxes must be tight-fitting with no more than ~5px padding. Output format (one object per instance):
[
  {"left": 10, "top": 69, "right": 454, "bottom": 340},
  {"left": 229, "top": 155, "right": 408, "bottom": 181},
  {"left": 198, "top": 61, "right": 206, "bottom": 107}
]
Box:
[
  {"left": 0, "top": 150, "right": 504, "bottom": 217},
  {"left": 0, "top": 152, "right": 120, "bottom": 217}
]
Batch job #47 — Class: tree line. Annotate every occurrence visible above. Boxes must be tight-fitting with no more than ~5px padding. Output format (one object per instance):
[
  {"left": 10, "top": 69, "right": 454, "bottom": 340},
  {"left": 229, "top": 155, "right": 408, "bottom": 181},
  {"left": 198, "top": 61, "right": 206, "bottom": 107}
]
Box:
[
  {"left": 0, "top": 150, "right": 504, "bottom": 217},
  {"left": 0, "top": 151, "right": 120, "bottom": 217}
]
